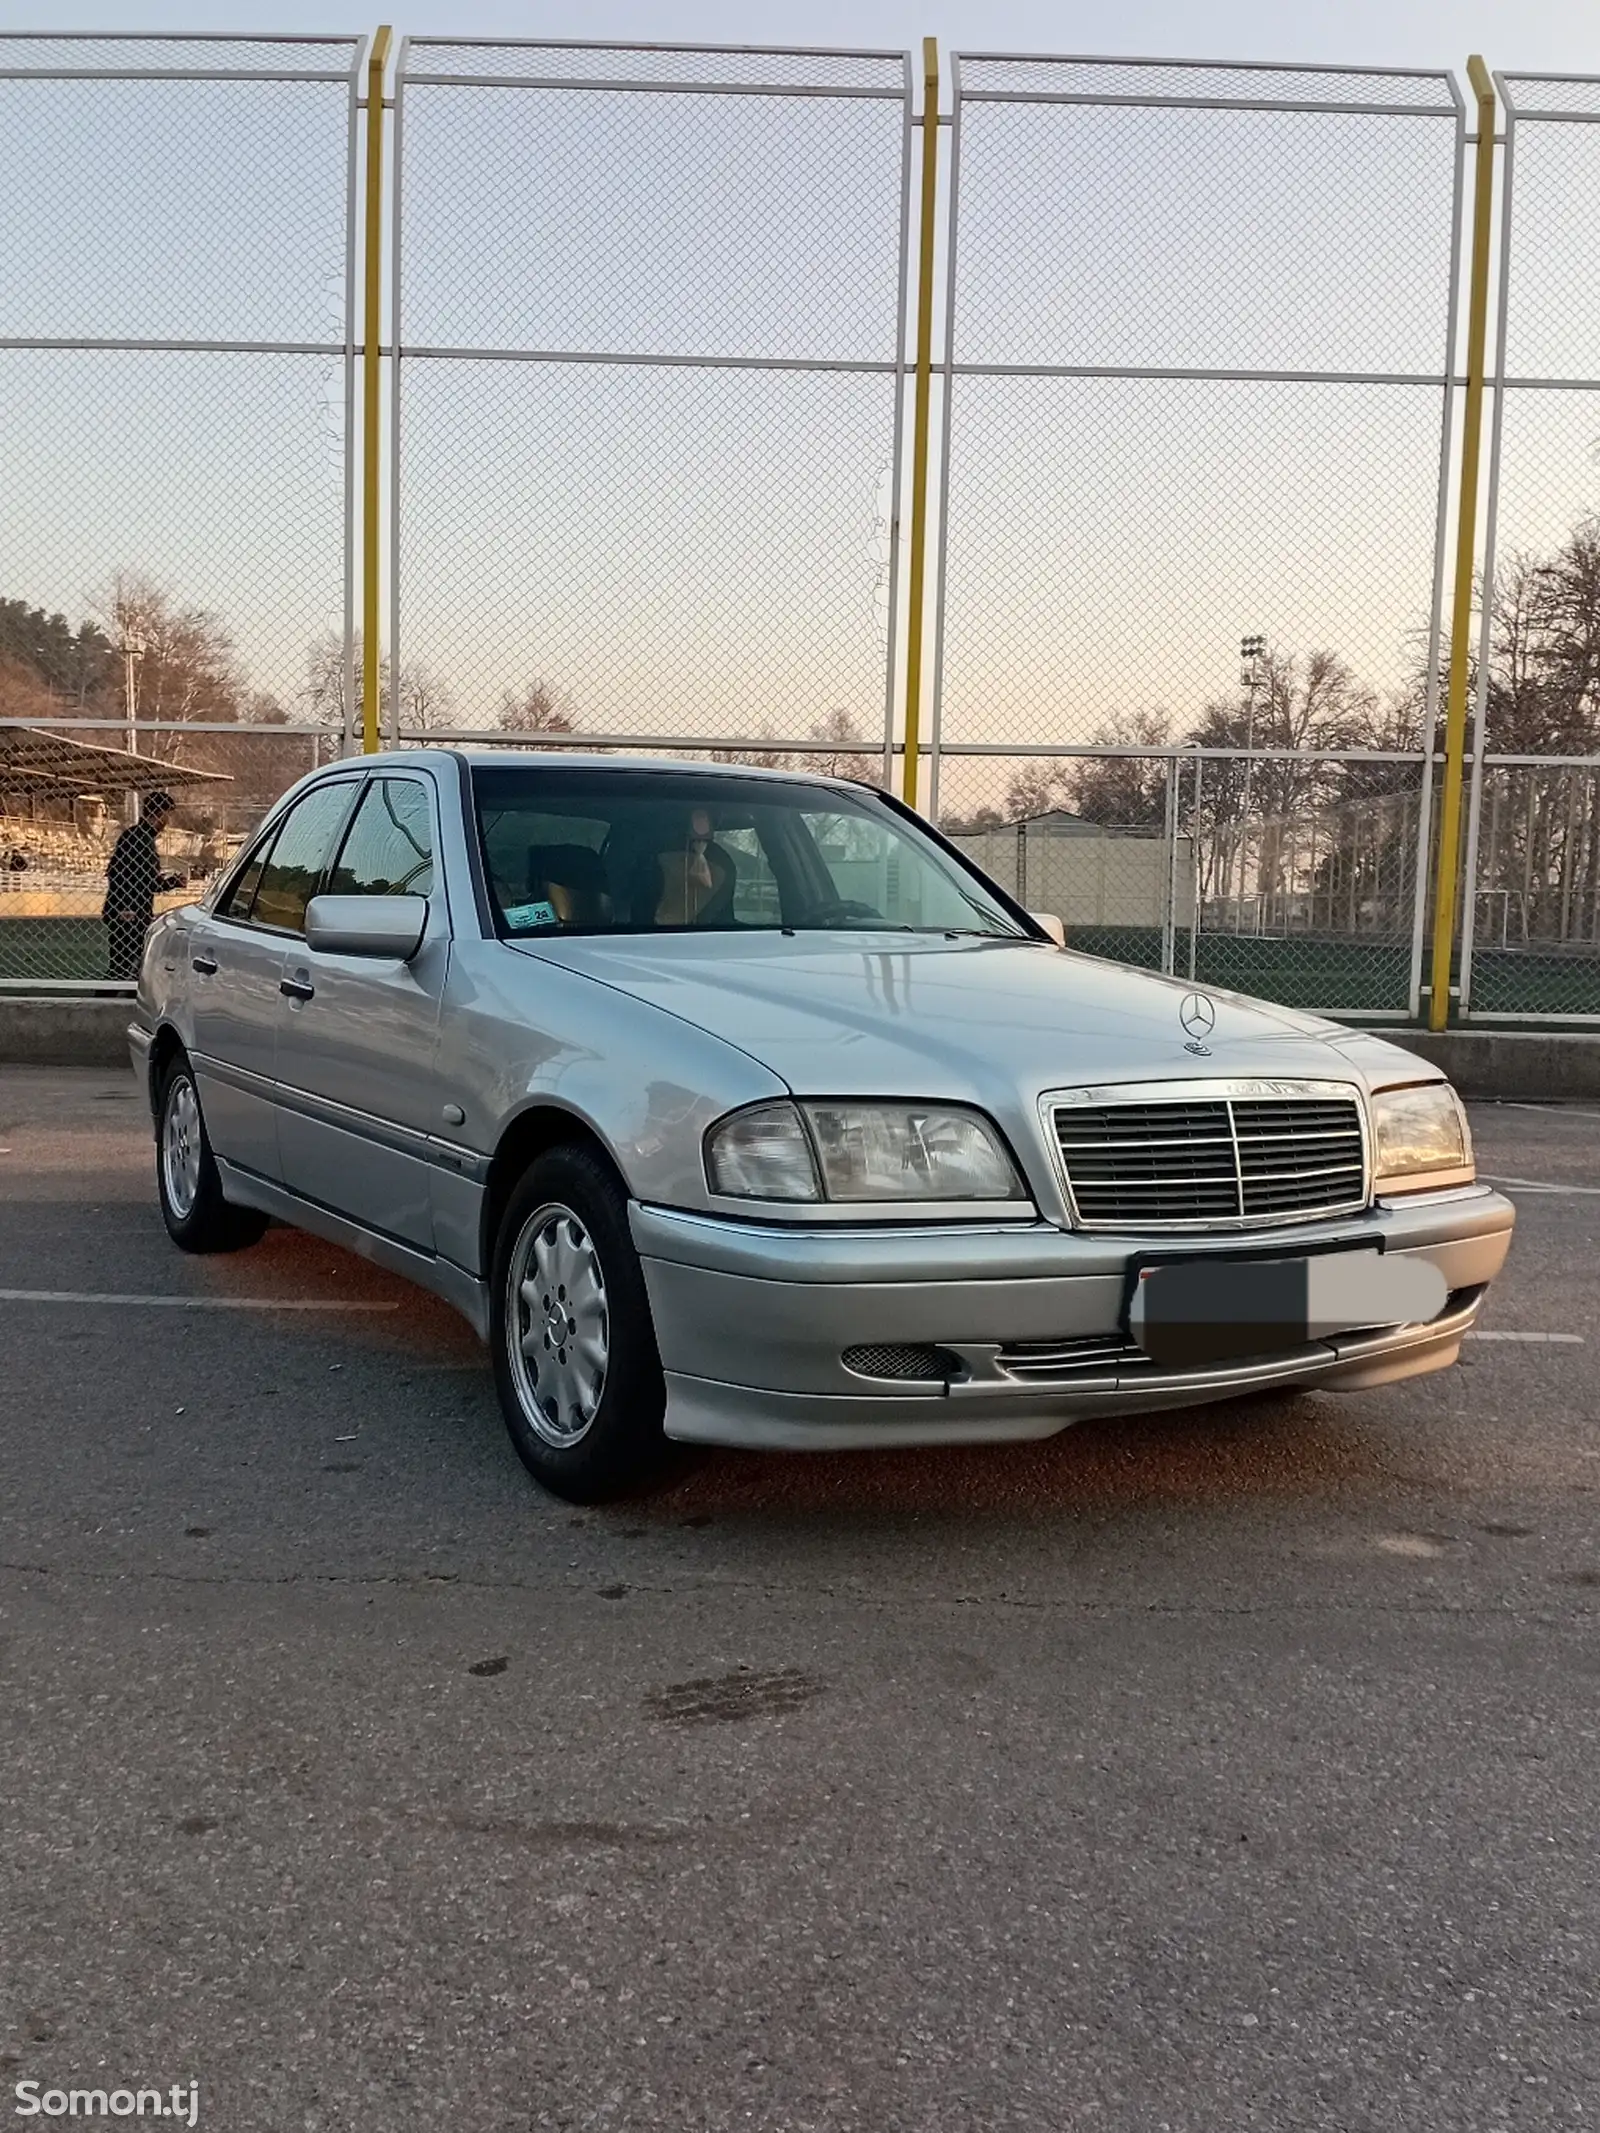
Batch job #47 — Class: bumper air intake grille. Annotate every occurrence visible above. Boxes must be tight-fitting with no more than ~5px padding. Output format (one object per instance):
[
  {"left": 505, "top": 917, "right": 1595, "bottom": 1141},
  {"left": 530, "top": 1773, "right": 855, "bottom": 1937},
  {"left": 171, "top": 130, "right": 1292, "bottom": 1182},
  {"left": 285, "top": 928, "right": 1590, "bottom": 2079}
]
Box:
[
  {"left": 994, "top": 1334, "right": 1153, "bottom": 1383},
  {"left": 841, "top": 1343, "right": 957, "bottom": 1383},
  {"left": 1052, "top": 1091, "right": 1367, "bottom": 1231}
]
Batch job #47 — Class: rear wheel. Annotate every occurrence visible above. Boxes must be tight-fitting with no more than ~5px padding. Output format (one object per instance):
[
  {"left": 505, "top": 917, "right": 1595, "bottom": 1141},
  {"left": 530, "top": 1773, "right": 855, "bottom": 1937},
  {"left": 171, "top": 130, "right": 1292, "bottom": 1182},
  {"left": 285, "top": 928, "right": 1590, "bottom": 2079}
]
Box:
[
  {"left": 489, "top": 1144, "right": 667, "bottom": 1503},
  {"left": 155, "top": 1052, "right": 268, "bottom": 1254}
]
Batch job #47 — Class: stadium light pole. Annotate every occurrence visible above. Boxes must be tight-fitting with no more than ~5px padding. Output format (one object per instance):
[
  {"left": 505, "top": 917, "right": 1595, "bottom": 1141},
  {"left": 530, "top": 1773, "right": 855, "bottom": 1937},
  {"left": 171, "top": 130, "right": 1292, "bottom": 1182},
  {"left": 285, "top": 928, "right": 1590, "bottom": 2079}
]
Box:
[{"left": 120, "top": 621, "right": 148, "bottom": 823}]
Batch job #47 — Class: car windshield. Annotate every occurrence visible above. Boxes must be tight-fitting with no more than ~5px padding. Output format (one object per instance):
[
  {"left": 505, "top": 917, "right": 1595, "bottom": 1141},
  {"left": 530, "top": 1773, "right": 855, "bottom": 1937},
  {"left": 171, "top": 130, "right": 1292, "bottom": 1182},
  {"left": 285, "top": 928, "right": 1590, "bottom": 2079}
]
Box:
[{"left": 471, "top": 765, "right": 1027, "bottom": 940}]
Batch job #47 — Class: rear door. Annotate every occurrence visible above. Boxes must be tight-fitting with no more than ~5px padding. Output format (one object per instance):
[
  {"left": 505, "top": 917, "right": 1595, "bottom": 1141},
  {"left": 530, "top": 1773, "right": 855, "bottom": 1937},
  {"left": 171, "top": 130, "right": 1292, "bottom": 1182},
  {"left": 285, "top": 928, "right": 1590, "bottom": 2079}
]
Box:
[
  {"left": 273, "top": 772, "right": 448, "bottom": 1251},
  {"left": 184, "top": 780, "right": 359, "bottom": 1180}
]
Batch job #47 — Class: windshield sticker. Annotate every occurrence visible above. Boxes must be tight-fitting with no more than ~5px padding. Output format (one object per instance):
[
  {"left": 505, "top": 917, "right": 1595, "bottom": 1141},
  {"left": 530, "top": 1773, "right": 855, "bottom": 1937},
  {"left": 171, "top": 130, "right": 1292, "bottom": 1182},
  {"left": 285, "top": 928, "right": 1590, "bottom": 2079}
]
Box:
[{"left": 503, "top": 899, "right": 560, "bottom": 931}]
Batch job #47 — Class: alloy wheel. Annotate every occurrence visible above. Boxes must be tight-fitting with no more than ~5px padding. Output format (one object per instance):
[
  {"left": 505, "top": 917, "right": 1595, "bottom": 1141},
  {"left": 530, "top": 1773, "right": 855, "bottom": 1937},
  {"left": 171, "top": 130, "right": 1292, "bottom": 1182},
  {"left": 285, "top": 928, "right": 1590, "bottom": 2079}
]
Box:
[
  {"left": 162, "top": 1074, "right": 203, "bottom": 1220},
  {"left": 506, "top": 1201, "right": 611, "bottom": 1447}
]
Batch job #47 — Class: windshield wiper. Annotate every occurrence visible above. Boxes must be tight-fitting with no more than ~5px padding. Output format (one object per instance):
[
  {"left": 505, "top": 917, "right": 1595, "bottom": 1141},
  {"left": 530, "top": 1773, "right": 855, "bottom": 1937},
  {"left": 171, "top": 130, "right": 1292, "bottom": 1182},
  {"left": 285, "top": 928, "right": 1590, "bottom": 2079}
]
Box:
[{"left": 906, "top": 925, "right": 1016, "bottom": 939}]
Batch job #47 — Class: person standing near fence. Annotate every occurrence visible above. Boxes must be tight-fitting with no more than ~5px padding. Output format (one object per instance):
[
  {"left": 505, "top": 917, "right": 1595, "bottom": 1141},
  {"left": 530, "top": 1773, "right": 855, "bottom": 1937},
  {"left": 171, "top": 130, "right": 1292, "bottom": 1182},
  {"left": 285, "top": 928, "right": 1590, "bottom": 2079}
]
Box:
[{"left": 102, "top": 790, "right": 182, "bottom": 981}]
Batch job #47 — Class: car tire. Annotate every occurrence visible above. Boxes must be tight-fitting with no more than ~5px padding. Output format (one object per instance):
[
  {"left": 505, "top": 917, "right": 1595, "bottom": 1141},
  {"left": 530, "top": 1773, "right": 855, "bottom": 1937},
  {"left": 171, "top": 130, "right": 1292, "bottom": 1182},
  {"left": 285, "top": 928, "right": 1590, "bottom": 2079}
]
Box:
[
  {"left": 155, "top": 1052, "right": 269, "bottom": 1254},
  {"left": 490, "top": 1143, "right": 668, "bottom": 1504}
]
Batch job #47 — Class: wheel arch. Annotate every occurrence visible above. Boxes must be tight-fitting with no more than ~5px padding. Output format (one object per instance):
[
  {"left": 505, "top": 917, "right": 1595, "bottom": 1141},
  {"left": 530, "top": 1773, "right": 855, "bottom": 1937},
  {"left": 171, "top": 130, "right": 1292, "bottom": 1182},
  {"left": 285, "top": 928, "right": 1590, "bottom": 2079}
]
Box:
[
  {"left": 146, "top": 1021, "right": 188, "bottom": 1122},
  {"left": 480, "top": 1102, "right": 631, "bottom": 1276}
]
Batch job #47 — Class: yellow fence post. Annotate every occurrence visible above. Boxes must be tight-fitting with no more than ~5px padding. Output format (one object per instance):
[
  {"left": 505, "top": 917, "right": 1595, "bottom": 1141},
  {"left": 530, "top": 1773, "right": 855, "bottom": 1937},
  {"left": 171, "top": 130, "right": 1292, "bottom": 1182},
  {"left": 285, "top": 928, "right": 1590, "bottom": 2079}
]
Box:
[
  {"left": 900, "top": 37, "right": 940, "bottom": 812},
  {"left": 362, "top": 26, "right": 393, "bottom": 755},
  {"left": 1429, "top": 55, "right": 1495, "bottom": 1029}
]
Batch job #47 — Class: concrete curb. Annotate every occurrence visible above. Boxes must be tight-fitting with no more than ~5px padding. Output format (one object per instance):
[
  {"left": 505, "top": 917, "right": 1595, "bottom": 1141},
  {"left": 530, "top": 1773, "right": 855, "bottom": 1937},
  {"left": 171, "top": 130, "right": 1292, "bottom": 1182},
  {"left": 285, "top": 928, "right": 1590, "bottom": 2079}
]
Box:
[
  {"left": 1366, "top": 1027, "right": 1600, "bottom": 1102},
  {"left": 4, "top": 1000, "right": 1600, "bottom": 1101},
  {"left": 0, "top": 998, "right": 136, "bottom": 1069}
]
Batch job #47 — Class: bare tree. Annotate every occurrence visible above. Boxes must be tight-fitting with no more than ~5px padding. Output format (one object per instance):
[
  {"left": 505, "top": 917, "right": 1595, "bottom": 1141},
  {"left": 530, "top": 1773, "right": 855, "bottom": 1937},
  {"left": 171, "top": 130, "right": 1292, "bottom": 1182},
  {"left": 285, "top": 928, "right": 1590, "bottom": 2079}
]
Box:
[
  {"left": 1184, "top": 647, "right": 1376, "bottom": 918},
  {"left": 302, "top": 631, "right": 361, "bottom": 740},
  {"left": 498, "top": 678, "right": 577, "bottom": 738},
  {"left": 1482, "top": 526, "right": 1600, "bottom": 756},
  {"left": 1070, "top": 712, "right": 1171, "bottom": 827},
  {"left": 93, "top": 574, "right": 242, "bottom": 762},
  {"left": 395, "top": 662, "right": 452, "bottom": 736},
  {"left": 708, "top": 724, "right": 792, "bottom": 770},
  {"left": 1467, "top": 521, "right": 1600, "bottom": 939},
  {"left": 807, "top": 709, "right": 868, "bottom": 779},
  {"left": 1002, "top": 761, "right": 1072, "bottom": 820},
  {"left": 304, "top": 633, "right": 452, "bottom": 741}
]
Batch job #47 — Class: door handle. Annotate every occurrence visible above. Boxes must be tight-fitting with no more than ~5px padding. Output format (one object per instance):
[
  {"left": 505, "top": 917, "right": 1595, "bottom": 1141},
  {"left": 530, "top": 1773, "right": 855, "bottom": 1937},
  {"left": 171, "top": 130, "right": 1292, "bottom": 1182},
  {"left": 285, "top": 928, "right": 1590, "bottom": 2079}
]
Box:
[
  {"left": 191, "top": 954, "right": 218, "bottom": 975},
  {"left": 279, "top": 976, "right": 315, "bottom": 1003}
]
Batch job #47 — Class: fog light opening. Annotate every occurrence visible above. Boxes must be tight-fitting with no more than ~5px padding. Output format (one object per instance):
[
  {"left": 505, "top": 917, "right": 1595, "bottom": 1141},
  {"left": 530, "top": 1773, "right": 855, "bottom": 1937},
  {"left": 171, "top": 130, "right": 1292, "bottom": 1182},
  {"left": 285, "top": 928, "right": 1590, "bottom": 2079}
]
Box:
[{"left": 840, "top": 1343, "right": 962, "bottom": 1385}]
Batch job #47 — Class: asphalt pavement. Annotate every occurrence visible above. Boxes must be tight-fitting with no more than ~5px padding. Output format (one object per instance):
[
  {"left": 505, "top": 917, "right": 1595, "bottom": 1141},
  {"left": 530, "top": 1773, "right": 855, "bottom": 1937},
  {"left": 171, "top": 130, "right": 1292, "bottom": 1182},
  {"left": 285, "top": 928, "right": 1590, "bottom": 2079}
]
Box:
[{"left": 2, "top": 1067, "right": 1598, "bottom": 2132}]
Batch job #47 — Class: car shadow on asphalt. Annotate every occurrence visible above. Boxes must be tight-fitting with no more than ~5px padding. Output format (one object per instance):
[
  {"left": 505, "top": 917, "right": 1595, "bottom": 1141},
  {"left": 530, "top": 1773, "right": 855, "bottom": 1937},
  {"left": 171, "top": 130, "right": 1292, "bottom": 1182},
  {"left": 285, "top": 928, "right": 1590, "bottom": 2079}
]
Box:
[
  {"left": 127, "top": 1222, "right": 1417, "bottom": 1529},
  {"left": 633, "top": 1395, "right": 1402, "bottom": 1524}
]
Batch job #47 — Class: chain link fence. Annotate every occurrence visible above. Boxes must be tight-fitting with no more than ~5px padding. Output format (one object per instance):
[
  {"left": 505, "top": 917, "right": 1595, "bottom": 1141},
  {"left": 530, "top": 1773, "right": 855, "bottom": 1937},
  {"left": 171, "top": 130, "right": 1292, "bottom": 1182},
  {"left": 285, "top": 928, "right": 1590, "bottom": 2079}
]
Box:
[
  {"left": 0, "top": 31, "right": 363, "bottom": 987},
  {"left": 0, "top": 723, "right": 331, "bottom": 983},
  {"left": 1464, "top": 759, "right": 1600, "bottom": 1016},
  {"left": 1460, "top": 71, "right": 1600, "bottom": 1020},
  {"left": 6, "top": 33, "right": 1600, "bottom": 1024},
  {"left": 391, "top": 40, "right": 913, "bottom": 761},
  {"left": 928, "top": 56, "right": 1465, "bottom": 1017},
  {"left": 945, "top": 747, "right": 1427, "bottom": 1011}
]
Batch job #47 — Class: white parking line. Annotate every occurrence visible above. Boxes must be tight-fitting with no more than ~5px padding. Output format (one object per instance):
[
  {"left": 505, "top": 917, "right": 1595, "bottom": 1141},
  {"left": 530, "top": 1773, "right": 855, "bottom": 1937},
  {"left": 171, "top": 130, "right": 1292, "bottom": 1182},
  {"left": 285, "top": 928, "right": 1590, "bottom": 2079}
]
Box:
[
  {"left": 0, "top": 1290, "right": 398, "bottom": 1311},
  {"left": 1499, "top": 1102, "right": 1600, "bottom": 1121},
  {"left": 1466, "top": 1330, "right": 1585, "bottom": 1344},
  {"left": 1479, "top": 1175, "right": 1600, "bottom": 1195}
]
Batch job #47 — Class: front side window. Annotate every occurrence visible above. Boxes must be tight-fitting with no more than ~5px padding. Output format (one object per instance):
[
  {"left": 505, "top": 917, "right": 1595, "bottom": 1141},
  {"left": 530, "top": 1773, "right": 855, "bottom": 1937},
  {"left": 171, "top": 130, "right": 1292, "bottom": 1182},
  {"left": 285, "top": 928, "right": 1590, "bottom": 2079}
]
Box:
[
  {"left": 471, "top": 767, "right": 1025, "bottom": 940},
  {"left": 250, "top": 782, "right": 359, "bottom": 935},
  {"left": 329, "top": 778, "right": 434, "bottom": 898}
]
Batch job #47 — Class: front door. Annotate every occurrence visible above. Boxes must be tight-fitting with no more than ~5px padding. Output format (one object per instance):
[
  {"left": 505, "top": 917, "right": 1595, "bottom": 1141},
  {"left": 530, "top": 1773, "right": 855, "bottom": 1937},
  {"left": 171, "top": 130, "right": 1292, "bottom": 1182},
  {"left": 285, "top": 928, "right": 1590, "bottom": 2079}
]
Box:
[
  {"left": 185, "top": 780, "right": 360, "bottom": 1180},
  {"left": 273, "top": 772, "right": 447, "bottom": 1252}
]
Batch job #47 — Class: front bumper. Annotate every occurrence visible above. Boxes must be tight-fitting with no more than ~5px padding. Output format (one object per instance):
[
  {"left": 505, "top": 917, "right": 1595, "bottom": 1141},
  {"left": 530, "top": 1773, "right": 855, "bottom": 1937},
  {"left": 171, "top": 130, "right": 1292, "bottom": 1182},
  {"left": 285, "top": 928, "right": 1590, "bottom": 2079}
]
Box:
[{"left": 631, "top": 1187, "right": 1515, "bottom": 1449}]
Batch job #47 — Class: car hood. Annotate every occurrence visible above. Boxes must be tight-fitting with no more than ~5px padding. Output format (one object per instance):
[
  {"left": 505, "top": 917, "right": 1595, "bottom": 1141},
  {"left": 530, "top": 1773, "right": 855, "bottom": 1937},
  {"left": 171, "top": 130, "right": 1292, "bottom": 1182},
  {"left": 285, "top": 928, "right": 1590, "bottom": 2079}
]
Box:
[{"left": 515, "top": 933, "right": 1434, "bottom": 1104}]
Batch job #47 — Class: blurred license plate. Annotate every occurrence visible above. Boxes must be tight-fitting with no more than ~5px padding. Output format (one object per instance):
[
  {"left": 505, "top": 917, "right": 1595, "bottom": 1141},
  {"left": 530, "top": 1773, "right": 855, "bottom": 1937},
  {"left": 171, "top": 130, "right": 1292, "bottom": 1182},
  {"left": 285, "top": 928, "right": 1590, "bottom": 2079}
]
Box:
[{"left": 1127, "top": 1250, "right": 1447, "bottom": 1369}]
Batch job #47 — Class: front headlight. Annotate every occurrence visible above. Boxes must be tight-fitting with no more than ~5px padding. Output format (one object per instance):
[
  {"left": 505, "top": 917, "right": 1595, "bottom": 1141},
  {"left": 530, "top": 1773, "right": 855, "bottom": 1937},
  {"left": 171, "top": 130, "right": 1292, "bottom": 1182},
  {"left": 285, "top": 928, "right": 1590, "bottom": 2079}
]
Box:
[
  {"left": 1371, "top": 1082, "right": 1473, "bottom": 1186},
  {"left": 805, "top": 1102, "right": 1025, "bottom": 1201},
  {"left": 705, "top": 1100, "right": 1025, "bottom": 1204}
]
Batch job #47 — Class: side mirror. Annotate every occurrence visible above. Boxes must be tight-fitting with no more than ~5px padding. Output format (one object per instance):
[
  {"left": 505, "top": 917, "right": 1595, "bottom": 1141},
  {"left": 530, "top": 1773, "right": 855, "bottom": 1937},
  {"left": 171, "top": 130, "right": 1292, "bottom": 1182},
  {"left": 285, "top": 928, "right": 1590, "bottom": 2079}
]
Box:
[
  {"left": 1030, "top": 911, "right": 1066, "bottom": 948},
  {"left": 305, "top": 893, "right": 428, "bottom": 962}
]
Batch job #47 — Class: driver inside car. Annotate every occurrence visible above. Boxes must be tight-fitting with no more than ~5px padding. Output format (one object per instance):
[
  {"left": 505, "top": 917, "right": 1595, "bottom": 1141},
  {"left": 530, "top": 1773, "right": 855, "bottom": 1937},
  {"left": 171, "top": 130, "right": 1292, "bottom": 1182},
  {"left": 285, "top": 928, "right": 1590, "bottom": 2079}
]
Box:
[{"left": 627, "top": 806, "right": 739, "bottom": 928}]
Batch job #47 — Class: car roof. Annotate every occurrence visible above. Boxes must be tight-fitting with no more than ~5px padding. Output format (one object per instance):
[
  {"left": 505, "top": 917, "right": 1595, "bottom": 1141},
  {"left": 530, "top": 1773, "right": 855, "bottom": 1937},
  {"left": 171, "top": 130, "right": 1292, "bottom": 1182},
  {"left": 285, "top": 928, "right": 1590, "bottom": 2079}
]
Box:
[{"left": 373, "top": 747, "right": 876, "bottom": 789}]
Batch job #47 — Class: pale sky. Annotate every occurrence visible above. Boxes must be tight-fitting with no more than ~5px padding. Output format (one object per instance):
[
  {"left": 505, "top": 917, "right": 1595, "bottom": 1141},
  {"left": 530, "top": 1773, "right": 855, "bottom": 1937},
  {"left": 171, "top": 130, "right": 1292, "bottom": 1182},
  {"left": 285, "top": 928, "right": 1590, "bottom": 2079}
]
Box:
[{"left": 0, "top": 0, "right": 1592, "bottom": 72}]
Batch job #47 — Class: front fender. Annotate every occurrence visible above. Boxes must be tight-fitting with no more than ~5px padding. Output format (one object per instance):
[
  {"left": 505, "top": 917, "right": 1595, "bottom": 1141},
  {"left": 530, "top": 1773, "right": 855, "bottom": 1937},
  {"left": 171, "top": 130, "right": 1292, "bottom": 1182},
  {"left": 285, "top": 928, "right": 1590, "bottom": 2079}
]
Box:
[{"left": 439, "top": 942, "right": 788, "bottom": 1208}]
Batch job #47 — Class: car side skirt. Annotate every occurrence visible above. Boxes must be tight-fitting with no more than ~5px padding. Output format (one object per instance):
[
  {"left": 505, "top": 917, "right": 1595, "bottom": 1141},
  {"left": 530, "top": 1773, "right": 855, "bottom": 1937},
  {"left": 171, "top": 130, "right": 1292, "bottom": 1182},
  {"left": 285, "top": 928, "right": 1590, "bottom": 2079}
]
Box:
[{"left": 215, "top": 1157, "right": 489, "bottom": 1340}]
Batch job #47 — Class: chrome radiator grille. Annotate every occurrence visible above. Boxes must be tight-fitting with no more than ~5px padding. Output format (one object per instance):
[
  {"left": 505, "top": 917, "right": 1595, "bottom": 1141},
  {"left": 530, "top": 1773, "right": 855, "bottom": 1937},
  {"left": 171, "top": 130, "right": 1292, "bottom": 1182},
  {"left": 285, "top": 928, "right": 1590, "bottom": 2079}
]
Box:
[{"left": 1051, "top": 1087, "right": 1368, "bottom": 1230}]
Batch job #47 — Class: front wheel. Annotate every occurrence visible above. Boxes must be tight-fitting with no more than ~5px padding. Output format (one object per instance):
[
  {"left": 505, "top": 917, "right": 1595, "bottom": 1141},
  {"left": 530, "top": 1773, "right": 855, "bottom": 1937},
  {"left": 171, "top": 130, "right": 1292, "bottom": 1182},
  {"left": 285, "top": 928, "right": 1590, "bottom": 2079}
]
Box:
[
  {"left": 156, "top": 1053, "right": 268, "bottom": 1253},
  {"left": 489, "top": 1144, "right": 668, "bottom": 1503}
]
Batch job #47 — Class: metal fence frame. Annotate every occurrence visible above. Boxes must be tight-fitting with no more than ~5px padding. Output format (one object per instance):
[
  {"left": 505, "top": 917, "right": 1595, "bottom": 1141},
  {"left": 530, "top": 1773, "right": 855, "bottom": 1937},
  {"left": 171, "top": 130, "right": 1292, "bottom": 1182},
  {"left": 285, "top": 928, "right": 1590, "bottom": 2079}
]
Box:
[
  {"left": 939, "top": 743, "right": 1433, "bottom": 995},
  {"left": 11, "top": 33, "right": 1600, "bottom": 1021},
  {"left": 924, "top": 52, "right": 1469, "bottom": 1020},
  {"left": 388, "top": 36, "right": 917, "bottom": 765},
  {"left": 1459, "top": 70, "right": 1600, "bottom": 1022}
]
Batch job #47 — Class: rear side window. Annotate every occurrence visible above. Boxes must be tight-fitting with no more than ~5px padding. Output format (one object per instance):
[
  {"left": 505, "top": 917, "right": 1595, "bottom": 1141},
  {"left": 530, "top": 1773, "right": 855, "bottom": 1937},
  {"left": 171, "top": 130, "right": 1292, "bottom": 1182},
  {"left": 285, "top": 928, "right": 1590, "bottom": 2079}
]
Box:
[
  {"left": 328, "top": 778, "right": 434, "bottom": 898},
  {"left": 251, "top": 783, "right": 358, "bottom": 935},
  {"left": 215, "top": 820, "right": 278, "bottom": 922}
]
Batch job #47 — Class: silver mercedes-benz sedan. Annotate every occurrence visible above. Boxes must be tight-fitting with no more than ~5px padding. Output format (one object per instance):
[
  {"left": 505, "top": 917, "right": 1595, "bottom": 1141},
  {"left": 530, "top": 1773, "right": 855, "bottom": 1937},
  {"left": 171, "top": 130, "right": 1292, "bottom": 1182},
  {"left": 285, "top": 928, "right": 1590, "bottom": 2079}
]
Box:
[{"left": 130, "top": 750, "right": 1513, "bottom": 1502}]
